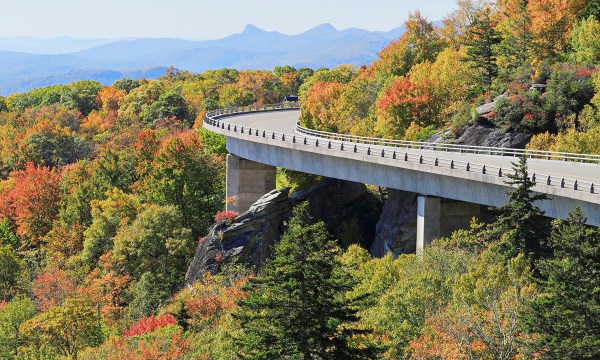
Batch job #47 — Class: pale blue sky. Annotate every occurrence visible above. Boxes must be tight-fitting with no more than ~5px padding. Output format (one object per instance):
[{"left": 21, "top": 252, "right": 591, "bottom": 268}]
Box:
[{"left": 0, "top": 0, "right": 458, "bottom": 39}]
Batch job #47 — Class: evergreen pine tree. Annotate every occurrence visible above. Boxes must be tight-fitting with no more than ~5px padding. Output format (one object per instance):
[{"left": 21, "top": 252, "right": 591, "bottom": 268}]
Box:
[
  {"left": 464, "top": 8, "right": 502, "bottom": 90},
  {"left": 495, "top": 155, "right": 548, "bottom": 260},
  {"left": 234, "top": 203, "right": 373, "bottom": 359},
  {"left": 496, "top": 0, "right": 533, "bottom": 71},
  {"left": 524, "top": 207, "right": 600, "bottom": 358}
]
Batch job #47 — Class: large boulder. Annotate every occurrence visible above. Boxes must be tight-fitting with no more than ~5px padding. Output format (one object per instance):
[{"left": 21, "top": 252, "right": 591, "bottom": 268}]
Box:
[
  {"left": 185, "top": 188, "right": 296, "bottom": 283},
  {"left": 185, "top": 178, "right": 379, "bottom": 284},
  {"left": 454, "top": 122, "right": 531, "bottom": 149},
  {"left": 370, "top": 189, "right": 418, "bottom": 257}
]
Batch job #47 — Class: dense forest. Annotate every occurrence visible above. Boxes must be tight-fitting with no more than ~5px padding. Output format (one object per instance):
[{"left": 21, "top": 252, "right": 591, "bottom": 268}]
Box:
[{"left": 0, "top": 0, "right": 599, "bottom": 359}]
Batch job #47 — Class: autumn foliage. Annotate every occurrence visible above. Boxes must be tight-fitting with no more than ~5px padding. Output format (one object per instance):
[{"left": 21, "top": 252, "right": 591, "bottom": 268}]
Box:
[
  {"left": 123, "top": 314, "right": 177, "bottom": 338},
  {"left": 0, "top": 162, "right": 61, "bottom": 247}
]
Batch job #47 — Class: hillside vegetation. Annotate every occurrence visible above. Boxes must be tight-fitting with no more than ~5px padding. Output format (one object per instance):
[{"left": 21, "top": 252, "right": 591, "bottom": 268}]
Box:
[
  {"left": 299, "top": 1, "right": 600, "bottom": 155},
  {"left": 0, "top": 0, "right": 599, "bottom": 359}
]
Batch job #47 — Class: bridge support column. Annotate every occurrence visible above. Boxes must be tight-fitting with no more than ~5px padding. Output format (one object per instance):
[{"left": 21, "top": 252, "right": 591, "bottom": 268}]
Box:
[
  {"left": 416, "top": 195, "right": 441, "bottom": 252},
  {"left": 226, "top": 154, "right": 276, "bottom": 213}
]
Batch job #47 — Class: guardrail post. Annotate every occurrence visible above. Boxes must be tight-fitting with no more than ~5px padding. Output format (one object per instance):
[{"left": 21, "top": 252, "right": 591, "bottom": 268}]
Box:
[
  {"left": 241, "top": 127, "right": 244, "bottom": 134},
  {"left": 248, "top": 128, "right": 252, "bottom": 135},
  {"left": 271, "top": 133, "right": 275, "bottom": 139},
  {"left": 561, "top": 178, "right": 565, "bottom": 188},
  {"left": 263, "top": 130, "right": 266, "bottom": 137},
  {"left": 547, "top": 176, "right": 551, "bottom": 185},
  {"left": 282, "top": 134, "right": 285, "bottom": 141},
  {"left": 451, "top": 160, "right": 454, "bottom": 169},
  {"left": 304, "top": 137, "right": 307, "bottom": 145},
  {"left": 482, "top": 165, "right": 486, "bottom": 174},
  {"left": 574, "top": 180, "right": 578, "bottom": 190},
  {"left": 222, "top": 123, "right": 225, "bottom": 129},
  {"left": 498, "top": 168, "right": 502, "bottom": 177},
  {"left": 228, "top": 124, "right": 231, "bottom": 131},
  {"left": 316, "top": 139, "right": 319, "bottom": 147},
  {"left": 466, "top": 162, "right": 470, "bottom": 171},
  {"left": 393, "top": 151, "right": 396, "bottom": 159},
  {"left": 293, "top": 136, "right": 296, "bottom": 143},
  {"left": 234, "top": 125, "right": 237, "bottom": 132}
]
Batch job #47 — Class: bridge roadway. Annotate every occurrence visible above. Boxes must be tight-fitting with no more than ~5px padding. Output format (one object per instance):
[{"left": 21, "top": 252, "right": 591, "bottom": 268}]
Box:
[{"left": 206, "top": 108, "right": 600, "bottom": 227}]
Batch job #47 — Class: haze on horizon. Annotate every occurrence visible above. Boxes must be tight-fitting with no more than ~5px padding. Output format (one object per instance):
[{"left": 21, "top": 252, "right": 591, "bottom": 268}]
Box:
[{"left": 0, "top": 0, "right": 457, "bottom": 40}]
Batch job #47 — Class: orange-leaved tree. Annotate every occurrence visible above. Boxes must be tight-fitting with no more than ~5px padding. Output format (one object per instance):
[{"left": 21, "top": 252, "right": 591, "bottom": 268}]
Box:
[
  {"left": 0, "top": 162, "right": 62, "bottom": 248},
  {"left": 299, "top": 81, "right": 345, "bottom": 132},
  {"left": 376, "top": 76, "right": 440, "bottom": 138}
]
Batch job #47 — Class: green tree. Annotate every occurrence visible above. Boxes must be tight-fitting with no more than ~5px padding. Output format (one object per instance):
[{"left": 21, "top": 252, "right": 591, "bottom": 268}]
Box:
[
  {"left": 112, "top": 204, "right": 194, "bottom": 313},
  {"left": 524, "top": 207, "right": 600, "bottom": 358},
  {"left": 20, "top": 298, "right": 103, "bottom": 358},
  {"left": 495, "top": 155, "right": 548, "bottom": 260},
  {"left": 78, "top": 188, "right": 141, "bottom": 268},
  {"left": 141, "top": 90, "right": 190, "bottom": 126},
  {"left": 464, "top": 8, "right": 501, "bottom": 91},
  {"left": 0, "top": 245, "right": 29, "bottom": 301},
  {"left": 569, "top": 16, "right": 600, "bottom": 64},
  {"left": 496, "top": 0, "right": 533, "bottom": 72},
  {"left": 112, "top": 78, "right": 141, "bottom": 94},
  {"left": 235, "top": 203, "right": 372, "bottom": 359},
  {"left": 136, "top": 132, "right": 225, "bottom": 237},
  {"left": 60, "top": 80, "right": 103, "bottom": 116},
  {"left": 0, "top": 96, "right": 7, "bottom": 112},
  {"left": 0, "top": 296, "right": 35, "bottom": 358}
]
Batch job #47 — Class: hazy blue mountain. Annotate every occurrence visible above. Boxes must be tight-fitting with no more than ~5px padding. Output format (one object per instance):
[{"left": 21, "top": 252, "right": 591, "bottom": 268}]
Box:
[
  {"left": 0, "top": 23, "right": 421, "bottom": 96},
  {"left": 0, "top": 36, "right": 127, "bottom": 55}
]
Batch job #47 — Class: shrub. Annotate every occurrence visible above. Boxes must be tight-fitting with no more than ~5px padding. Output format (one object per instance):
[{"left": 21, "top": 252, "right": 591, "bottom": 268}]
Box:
[
  {"left": 123, "top": 314, "right": 177, "bottom": 339},
  {"left": 214, "top": 210, "right": 239, "bottom": 222}
]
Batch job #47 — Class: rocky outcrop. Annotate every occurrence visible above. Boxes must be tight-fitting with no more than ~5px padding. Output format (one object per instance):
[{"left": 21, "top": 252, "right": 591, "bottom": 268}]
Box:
[
  {"left": 476, "top": 94, "right": 506, "bottom": 118},
  {"left": 454, "top": 122, "right": 531, "bottom": 149},
  {"left": 186, "top": 189, "right": 296, "bottom": 282},
  {"left": 370, "top": 189, "right": 418, "bottom": 257},
  {"left": 186, "top": 178, "right": 379, "bottom": 284}
]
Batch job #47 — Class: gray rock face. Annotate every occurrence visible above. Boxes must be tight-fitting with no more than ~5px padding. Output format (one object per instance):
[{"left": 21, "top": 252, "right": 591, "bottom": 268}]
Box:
[
  {"left": 185, "top": 188, "right": 295, "bottom": 283},
  {"left": 185, "top": 178, "right": 375, "bottom": 284},
  {"left": 370, "top": 189, "right": 418, "bottom": 257},
  {"left": 454, "top": 122, "right": 531, "bottom": 149},
  {"left": 476, "top": 94, "right": 506, "bottom": 117}
]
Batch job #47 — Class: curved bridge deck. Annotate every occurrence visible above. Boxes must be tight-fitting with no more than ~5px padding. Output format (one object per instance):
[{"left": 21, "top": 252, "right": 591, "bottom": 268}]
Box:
[{"left": 205, "top": 107, "right": 600, "bottom": 226}]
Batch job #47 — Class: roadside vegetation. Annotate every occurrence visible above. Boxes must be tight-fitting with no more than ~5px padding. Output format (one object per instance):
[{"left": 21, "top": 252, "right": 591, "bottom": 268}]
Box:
[{"left": 0, "top": 0, "right": 599, "bottom": 358}]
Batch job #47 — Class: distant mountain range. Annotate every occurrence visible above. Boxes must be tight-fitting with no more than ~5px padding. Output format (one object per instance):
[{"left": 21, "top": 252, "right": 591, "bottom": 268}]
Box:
[{"left": 0, "top": 23, "right": 439, "bottom": 96}]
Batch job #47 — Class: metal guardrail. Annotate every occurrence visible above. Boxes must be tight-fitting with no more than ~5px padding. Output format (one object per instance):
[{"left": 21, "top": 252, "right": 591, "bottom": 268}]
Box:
[
  {"left": 296, "top": 124, "right": 600, "bottom": 164},
  {"left": 205, "top": 104, "right": 598, "bottom": 196}
]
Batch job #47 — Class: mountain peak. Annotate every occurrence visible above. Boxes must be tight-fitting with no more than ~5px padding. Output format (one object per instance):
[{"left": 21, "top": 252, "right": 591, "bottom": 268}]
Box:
[
  {"left": 309, "top": 23, "right": 337, "bottom": 33},
  {"left": 242, "top": 24, "right": 266, "bottom": 34}
]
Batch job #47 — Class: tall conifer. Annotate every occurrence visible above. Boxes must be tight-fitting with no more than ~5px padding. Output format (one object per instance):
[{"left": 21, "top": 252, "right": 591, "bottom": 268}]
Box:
[{"left": 234, "top": 203, "right": 373, "bottom": 359}]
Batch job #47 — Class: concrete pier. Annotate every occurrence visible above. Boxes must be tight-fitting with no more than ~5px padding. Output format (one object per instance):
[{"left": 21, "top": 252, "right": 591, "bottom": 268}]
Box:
[
  {"left": 416, "top": 196, "right": 441, "bottom": 252},
  {"left": 226, "top": 154, "right": 276, "bottom": 213}
]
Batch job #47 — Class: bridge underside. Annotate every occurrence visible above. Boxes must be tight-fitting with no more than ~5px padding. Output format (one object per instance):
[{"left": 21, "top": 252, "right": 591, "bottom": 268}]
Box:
[{"left": 225, "top": 137, "right": 600, "bottom": 228}]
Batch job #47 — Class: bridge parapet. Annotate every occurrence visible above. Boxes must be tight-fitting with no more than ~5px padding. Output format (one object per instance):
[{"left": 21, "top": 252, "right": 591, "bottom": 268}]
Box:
[{"left": 205, "top": 105, "right": 599, "bottom": 201}]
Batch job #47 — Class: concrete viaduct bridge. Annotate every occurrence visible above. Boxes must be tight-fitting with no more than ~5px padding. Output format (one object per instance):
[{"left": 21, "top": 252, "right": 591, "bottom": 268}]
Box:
[{"left": 204, "top": 104, "right": 600, "bottom": 251}]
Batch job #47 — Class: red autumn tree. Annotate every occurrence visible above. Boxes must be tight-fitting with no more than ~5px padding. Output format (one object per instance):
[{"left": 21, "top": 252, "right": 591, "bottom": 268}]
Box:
[
  {"left": 32, "top": 266, "right": 77, "bottom": 311},
  {"left": 0, "top": 162, "right": 62, "bottom": 247},
  {"left": 376, "top": 76, "right": 440, "bottom": 138}
]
